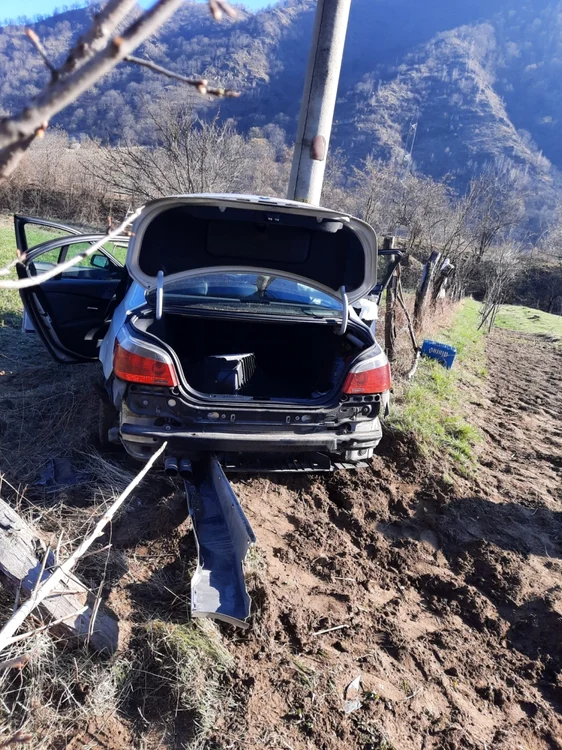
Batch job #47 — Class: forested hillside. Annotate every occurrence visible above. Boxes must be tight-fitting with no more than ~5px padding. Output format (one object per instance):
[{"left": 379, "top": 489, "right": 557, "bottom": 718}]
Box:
[
  {"left": 0, "top": 0, "right": 561, "bottom": 314},
  {"left": 1, "top": 0, "right": 562, "bottom": 190}
]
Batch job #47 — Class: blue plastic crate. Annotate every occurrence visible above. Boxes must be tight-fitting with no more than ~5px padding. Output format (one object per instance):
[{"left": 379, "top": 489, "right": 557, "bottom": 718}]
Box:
[{"left": 420, "top": 340, "right": 457, "bottom": 370}]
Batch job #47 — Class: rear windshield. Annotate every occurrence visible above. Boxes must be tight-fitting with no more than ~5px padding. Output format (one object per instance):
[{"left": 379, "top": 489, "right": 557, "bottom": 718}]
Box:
[{"left": 147, "top": 272, "right": 342, "bottom": 318}]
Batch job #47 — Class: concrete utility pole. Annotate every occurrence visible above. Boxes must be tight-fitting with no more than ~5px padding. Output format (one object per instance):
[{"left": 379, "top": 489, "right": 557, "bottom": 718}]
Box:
[{"left": 288, "top": 0, "right": 352, "bottom": 205}]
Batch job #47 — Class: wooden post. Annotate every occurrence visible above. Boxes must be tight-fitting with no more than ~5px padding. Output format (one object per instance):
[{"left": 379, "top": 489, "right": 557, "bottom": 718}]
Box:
[
  {"left": 413, "top": 249, "right": 441, "bottom": 333},
  {"left": 431, "top": 258, "right": 454, "bottom": 304},
  {"left": 383, "top": 236, "right": 398, "bottom": 361}
]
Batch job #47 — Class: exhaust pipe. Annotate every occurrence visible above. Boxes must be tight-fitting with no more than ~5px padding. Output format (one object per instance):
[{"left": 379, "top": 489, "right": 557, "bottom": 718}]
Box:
[
  {"left": 179, "top": 459, "right": 193, "bottom": 479},
  {"left": 164, "top": 456, "right": 179, "bottom": 477}
]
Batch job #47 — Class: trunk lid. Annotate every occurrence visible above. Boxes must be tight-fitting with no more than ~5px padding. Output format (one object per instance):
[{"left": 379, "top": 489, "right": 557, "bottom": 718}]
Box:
[{"left": 125, "top": 195, "right": 377, "bottom": 304}]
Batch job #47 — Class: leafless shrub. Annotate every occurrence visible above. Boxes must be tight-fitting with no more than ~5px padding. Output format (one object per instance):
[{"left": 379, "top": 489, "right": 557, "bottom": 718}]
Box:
[
  {"left": 478, "top": 243, "right": 521, "bottom": 331},
  {"left": 466, "top": 161, "right": 527, "bottom": 258},
  {"left": 95, "top": 104, "right": 289, "bottom": 203},
  {"left": 0, "top": 130, "right": 120, "bottom": 229}
]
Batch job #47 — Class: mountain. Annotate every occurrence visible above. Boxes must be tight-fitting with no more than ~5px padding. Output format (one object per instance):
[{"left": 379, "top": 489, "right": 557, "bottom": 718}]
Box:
[
  {"left": 1, "top": 0, "right": 562, "bottom": 194},
  {"left": 335, "top": 22, "right": 553, "bottom": 183}
]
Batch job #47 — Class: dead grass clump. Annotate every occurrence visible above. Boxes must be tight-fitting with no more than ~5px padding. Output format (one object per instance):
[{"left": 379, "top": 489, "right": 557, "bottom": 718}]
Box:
[
  {"left": 0, "top": 349, "right": 99, "bottom": 483},
  {"left": 128, "top": 618, "right": 233, "bottom": 748},
  {"left": 0, "top": 627, "right": 130, "bottom": 749},
  {"left": 244, "top": 545, "right": 274, "bottom": 640}
]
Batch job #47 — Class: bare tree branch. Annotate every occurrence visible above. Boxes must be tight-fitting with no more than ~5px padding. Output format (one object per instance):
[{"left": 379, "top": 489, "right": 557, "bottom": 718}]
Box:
[
  {"left": 0, "top": 208, "right": 141, "bottom": 289},
  {"left": 208, "top": 0, "right": 237, "bottom": 21},
  {"left": 124, "top": 55, "right": 240, "bottom": 97},
  {"left": 25, "top": 28, "right": 58, "bottom": 80},
  {"left": 59, "top": 0, "right": 138, "bottom": 74},
  {"left": 0, "top": 0, "right": 239, "bottom": 181}
]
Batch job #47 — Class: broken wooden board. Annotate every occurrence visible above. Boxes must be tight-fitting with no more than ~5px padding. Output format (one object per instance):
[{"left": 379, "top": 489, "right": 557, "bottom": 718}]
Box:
[{"left": 0, "top": 498, "right": 118, "bottom": 653}]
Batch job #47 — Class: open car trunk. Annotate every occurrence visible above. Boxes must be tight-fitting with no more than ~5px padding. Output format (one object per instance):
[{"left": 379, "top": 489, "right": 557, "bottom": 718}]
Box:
[{"left": 134, "top": 313, "right": 365, "bottom": 401}]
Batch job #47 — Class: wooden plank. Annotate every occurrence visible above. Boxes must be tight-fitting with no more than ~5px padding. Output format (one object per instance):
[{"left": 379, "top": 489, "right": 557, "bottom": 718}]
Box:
[{"left": 0, "top": 498, "right": 118, "bottom": 653}]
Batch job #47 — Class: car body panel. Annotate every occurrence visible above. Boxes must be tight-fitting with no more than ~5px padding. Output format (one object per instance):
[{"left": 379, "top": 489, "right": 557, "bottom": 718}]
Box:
[
  {"left": 100, "top": 282, "right": 146, "bottom": 378},
  {"left": 125, "top": 194, "right": 378, "bottom": 304},
  {"left": 118, "top": 378, "right": 384, "bottom": 464}
]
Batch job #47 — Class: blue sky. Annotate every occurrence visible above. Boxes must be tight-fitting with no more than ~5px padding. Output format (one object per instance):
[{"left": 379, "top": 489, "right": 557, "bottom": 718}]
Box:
[{"left": 2, "top": 0, "right": 270, "bottom": 21}]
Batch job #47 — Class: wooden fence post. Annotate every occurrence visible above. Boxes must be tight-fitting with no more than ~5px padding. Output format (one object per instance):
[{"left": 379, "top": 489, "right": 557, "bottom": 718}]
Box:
[
  {"left": 383, "top": 236, "right": 398, "bottom": 361},
  {"left": 413, "top": 249, "right": 441, "bottom": 333},
  {"left": 431, "top": 258, "right": 454, "bottom": 304}
]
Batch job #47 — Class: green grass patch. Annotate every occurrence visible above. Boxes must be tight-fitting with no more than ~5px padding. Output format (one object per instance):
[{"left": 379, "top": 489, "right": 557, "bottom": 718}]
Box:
[
  {"left": 0, "top": 222, "right": 22, "bottom": 326},
  {"left": 389, "top": 299, "right": 485, "bottom": 475},
  {"left": 494, "top": 304, "right": 562, "bottom": 344},
  {"left": 131, "top": 618, "right": 234, "bottom": 745},
  {"left": 0, "top": 221, "right": 127, "bottom": 328}
]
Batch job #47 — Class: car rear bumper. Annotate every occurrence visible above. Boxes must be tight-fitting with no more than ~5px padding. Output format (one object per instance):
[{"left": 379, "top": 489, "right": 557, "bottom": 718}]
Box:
[{"left": 119, "top": 419, "right": 383, "bottom": 464}]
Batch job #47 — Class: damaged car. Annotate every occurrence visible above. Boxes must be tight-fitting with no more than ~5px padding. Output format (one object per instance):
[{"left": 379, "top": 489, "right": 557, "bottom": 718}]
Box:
[{"left": 15, "top": 194, "right": 392, "bottom": 472}]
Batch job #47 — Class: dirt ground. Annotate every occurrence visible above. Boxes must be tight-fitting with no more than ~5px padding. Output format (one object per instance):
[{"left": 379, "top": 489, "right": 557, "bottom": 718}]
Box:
[
  {"left": 0, "top": 321, "right": 561, "bottom": 748},
  {"left": 219, "top": 328, "right": 562, "bottom": 750}
]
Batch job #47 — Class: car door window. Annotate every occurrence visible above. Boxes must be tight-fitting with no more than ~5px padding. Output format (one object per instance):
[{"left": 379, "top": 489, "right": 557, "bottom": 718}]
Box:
[
  {"left": 29, "top": 241, "right": 123, "bottom": 280},
  {"left": 31, "top": 247, "right": 64, "bottom": 268},
  {"left": 60, "top": 242, "right": 117, "bottom": 277},
  {"left": 61, "top": 242, "right": 126, "bottom": 280},
  {"left": 103, "top": 240, "right": 128, "bottom": 266}
]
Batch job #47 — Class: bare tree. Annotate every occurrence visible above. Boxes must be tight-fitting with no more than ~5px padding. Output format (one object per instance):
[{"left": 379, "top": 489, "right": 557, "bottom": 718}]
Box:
[
  {"left": 97, "top": 106, "right": 251, "bottom": 201},
  {"left": 348, "top": 156, "right": 402, "bottom": 234},
  {"left": 466, "top": 161, "right": 527, "bottom": 258},
  {"left": 478, "top": 243, "right": 521, "bottom": 332}
]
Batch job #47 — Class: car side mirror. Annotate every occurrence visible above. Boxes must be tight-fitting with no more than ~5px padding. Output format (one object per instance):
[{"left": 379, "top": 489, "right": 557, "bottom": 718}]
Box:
[{"left": 91, "top": 254, "right": 110, "bottom": 270}]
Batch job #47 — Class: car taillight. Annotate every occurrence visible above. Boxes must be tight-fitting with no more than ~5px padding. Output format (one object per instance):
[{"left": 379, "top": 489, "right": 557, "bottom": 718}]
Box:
[
  {"left": 114, "top": 339, "right": 178, "bottom": 387},
  {"left": 343, "top": 354, "right": 391, "bottom": 395}
]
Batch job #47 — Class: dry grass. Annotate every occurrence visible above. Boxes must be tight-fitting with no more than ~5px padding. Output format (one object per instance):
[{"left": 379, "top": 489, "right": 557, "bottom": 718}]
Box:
[
  {"left": 128, "top": 619, "right": 234, "bottom": 748},
  {"left": 0, "top": 352, "right": 100, "bottom": 483},
  {"left": 0, "top": 621, "right": 132, "bottom": 749},
  {"left": 0, "top": 331, "right": 226, "bottom": 749}
]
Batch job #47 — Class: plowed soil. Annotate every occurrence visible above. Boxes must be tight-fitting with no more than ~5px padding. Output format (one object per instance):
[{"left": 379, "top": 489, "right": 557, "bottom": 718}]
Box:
[{"left": 216, "top": 328, "right": 562, "bottom": 749}]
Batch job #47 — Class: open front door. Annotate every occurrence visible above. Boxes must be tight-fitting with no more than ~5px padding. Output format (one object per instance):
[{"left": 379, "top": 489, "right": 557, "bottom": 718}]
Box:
[
  {"left": 14, "top": 217, "right": 130, "bottom": 364},
  {"left": 14, "top": 214, "right": 81, "bottom": 254}
]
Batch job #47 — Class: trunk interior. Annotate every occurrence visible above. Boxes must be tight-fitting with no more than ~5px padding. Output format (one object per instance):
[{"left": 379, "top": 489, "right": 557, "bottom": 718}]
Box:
[{"left": 135, "top": 313, "right": 364, "bottom": 400}]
